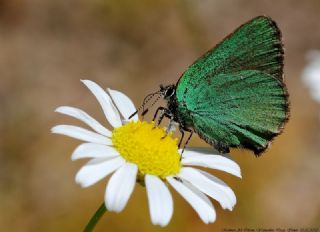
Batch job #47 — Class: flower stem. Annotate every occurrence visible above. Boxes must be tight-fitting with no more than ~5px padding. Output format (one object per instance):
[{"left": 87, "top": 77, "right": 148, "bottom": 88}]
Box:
[{"left": 83, "top": 202, "right": 107, "bottom": 232}]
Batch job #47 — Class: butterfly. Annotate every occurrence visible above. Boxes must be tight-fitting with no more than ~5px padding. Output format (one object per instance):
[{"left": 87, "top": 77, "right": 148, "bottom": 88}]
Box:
[{"left": 130, "top": 16, "right": 289, "bottom": 156}]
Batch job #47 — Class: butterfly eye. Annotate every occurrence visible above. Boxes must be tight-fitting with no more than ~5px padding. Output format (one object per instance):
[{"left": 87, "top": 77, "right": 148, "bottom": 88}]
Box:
[{"left": 165, "top": 87, "right": 175, "bottom": 97}]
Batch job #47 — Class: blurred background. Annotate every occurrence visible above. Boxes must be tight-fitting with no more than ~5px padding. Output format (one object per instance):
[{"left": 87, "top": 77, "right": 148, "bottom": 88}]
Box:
[{"left": 1, "top": 0, "right": 320, "bottom": 231}]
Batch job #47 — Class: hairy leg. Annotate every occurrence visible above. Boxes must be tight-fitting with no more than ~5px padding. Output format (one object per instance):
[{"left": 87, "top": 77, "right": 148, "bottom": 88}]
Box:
[
  {"left": 179, "top": 127, "right": 193, "bottom": 155},
  {"left": 152, "top": 106, "right": 166, "bottom": 122}
]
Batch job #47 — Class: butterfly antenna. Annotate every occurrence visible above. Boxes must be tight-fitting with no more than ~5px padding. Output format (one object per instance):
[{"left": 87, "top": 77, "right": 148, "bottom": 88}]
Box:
[
  {"left": 128, "top": 91, "right": 160, "bottom": 119},
  {"left": 141, "top": 94, "right": 161, "bottom": 117}
]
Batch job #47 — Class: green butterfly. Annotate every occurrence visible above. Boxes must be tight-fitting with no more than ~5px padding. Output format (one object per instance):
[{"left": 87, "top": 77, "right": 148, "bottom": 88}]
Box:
[{"left": 131, "top": 16, "right": 289, "bottom": 156}]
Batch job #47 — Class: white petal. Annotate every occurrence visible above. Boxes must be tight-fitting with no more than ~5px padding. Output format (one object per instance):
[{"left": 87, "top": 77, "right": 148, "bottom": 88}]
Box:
[
  {"left": 55, "top": 106, "right": 112, "bottom": 137},
  {"left": 178, "top": 167, "right": 236, "bottom": 210},
  {"left": 71, "top": 143, "right": 120, "bottom": 160},
  {"left": 182, "top": 147, "right": 231, "bottom": 158},
  {"left": 105, "top": 163, "right": 138, "bottom": 212},
  {"left": 51, "top": 125, "right": 112, "bottom": 145},
  {"left": 199, "top": 170, "right": 236, "bottom": 207},
  {"left": 145, "top": 175, "right": 173, "bottom": 227},
  {"left": 182, "top": 154, "right": 241, "bottom": 178},
  {"left": 167, "top": 177, "right": 216, "bottom": 224},
  {"left": 107, "top": 88, "right": 138, "bottom": 121},
  {"left": 81, "top": 80, "right": 122, "bottom": 128},
  {"left": 75, "top": 157, "right": 124, "bottom": 188}
]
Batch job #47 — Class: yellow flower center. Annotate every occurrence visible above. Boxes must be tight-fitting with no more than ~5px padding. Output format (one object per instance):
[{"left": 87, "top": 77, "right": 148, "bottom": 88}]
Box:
[{"left": 112, "top": 120, "right": 181, "bottom": 178}]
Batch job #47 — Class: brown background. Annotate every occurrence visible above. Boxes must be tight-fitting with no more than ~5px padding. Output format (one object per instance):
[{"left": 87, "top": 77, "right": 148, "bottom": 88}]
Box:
[{"left": 0, "top": 0, "right": 319, "bottom": 231}]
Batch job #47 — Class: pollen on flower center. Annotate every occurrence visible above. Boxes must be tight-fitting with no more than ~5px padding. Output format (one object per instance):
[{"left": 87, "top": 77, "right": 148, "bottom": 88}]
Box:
[{"left": 112, "top": 120, "right": 181, "bottom": 178}]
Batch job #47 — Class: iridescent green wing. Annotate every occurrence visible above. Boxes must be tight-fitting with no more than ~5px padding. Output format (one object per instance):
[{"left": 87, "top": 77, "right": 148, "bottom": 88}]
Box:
[
  {"left": 186, "top": 70, "right": 288, "bottom": 154},
  {"left": 175, "top": 16, "right": 288, "bottom": 155},
  {"left": 177, "top": 16, "right": 284, "bottom": 94}
]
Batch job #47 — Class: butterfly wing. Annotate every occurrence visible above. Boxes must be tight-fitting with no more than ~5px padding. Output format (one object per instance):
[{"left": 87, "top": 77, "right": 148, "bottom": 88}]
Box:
[
  {"left": 175, "top": 16, "right": 289, "bottom": 155},
  {"left": 188, "top": 70, "right": 288, "bottom": 154},
  {"left": 177, "top": 16, "right": 283, "bottom": 90}
]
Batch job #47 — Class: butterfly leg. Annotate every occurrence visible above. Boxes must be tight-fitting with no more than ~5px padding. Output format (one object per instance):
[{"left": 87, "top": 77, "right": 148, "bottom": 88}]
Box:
[
  {"left": 183, "top": 129, "right": 193, "bottom": 151},
  {"left": 179, "top": 127, "right": 193, "bottom": 155},
  {"left": 178, "top": 127, "right": 185, "bottom": 148},
  {"left": 153, "top": 107, "right": 174, "bottom": 129},
  {"left": 152, "top": 106, "right": 166, "bottom": 123},
  {"left": 159, "top": 113, "right": 175, "bottom": 139},
  {"left": 157, "top": 110, "right": 171, "bottom": 127},
  {"left": 152, "top": 107, "right": 168, "bottom": 129}
]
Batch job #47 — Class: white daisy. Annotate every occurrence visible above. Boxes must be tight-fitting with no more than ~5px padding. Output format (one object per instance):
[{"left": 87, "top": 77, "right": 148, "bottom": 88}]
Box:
[
  {"left": 51, "top": 80, "right": 241, "bottom": 227},
  {"left": 302, "top": 50, "right": 320, "bottom": 102}
]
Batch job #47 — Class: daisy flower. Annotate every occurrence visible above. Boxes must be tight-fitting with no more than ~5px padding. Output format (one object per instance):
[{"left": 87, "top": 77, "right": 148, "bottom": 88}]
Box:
[{"left": 51, "top": 80, "right": 241, "bottom": 227}]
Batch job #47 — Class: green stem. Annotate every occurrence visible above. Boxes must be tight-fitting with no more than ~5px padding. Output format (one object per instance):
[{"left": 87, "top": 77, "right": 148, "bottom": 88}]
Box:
[{"left": 83, "top": 202, "right": 107, "bottom": 232}]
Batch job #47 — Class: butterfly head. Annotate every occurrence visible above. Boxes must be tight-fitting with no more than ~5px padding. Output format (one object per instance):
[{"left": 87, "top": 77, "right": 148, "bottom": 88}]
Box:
[{"left": 160, "top": 84, "right": 176, "bottom": 100}]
